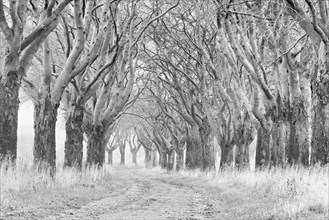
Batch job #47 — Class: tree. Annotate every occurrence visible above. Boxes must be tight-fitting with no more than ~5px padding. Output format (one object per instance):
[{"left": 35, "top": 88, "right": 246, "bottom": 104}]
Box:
[
  {"left": 0, "top": 0, "right": 72, "bottom": 162},
  {"left": 284, "top": 0, "right": 329, "bottom": 164},
  {"left": 105, "top": 132, "right": 122, "bottom": 165},
  {"left": 62, "top": 0, "right": 121, "bottom": 169},
  {"left": 129, "top": 131, "right": 142, "bottom": 165},
  {"left": 22, "top": 0, "right": 111, "bottom": 174},
  {"left": 82, "top": 0, "right": 179, "bottom": 167}
]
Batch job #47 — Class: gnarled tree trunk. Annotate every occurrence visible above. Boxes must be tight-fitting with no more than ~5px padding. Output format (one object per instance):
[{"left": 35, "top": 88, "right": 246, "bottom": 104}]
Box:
[
  {"left": 185, "top": 126, "right": 203, "bottom": 169},
  {"left": 287, "top": 67, "right": 312, "bottom": 166},
  {"left": 158, "top": 151, "right": 168, "bottom": 169},
  {"left": 33, "top": 98, "right": 59, "bottom": 175},
  {"left": 256, "top": 127, "right": 271, "bottom": 167},
  {"left": 219, "top": 144, "right": 231, "bottom": 167},
  {"left": 64, "top": 105, "right": 84, "bottom": 169},
  {"left": 0, "top": 73, "right": 20, "bottom": 162},
  {"left": 185, "top": 136, "right": 202, "bottom": 169},
  {"left": 312, "top": 103, "right": 329, "bottom": 164},
  {"left": 201, "top": 118, "right": 215, "bottom": 170},
  {"left": 86, "top": 125, "right": 106, "bottom": 167}
]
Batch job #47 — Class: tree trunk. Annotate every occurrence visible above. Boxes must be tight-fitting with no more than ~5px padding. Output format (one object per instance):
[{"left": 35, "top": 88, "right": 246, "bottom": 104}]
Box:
[
  {"left": 119, "top": 144, "right": 125, "bottom": 165},
  {"left": 158, "top": 151, "right": 167, "bottom": 169},
  {"left": 256, "top": 128, "right": 271, "bottom": 167},
  {"left": 0, "top": 74, "right": 20, "bottom": 162},
  {"left": 202, "top": 141, "right": 215, "bottom": 170},
  {"left": 235, "top": 143, "right": 246, "bottom": 168},
  {"left": 33, "top": 98, "right": 59, "bottom": 175},
  {"left": 286, "top": 65, "right": 312, "bottom": 166},
  {"left": 274, "top": 121, "right": 289, "bottom": 166},
  {"left": 288, "top": 98, "right": 311, "bottom": 166},
  {"left": 64, "top": 106, "right": 84, "bottom": 169},
  {"left": 132, "top": 152, "right": 137, "bottom": 165},
  {"left": 200, "top": 118, "right": 215, "bottom": 170},
  {"left": 144, "top": 148, "right": 151, "bottom": 167},
  {"left": 310, "top": 42, "right": 329, "bottom": 164},
  {"left": 107, "top": 150, "right": 113, "bottom": 165},
  {"left": 86, "top": 125, "right": 106, "bottom": 167},
  {"left": 312, "top": 103, "right": 329, "bottom": 164},
  {"left": 167, "top": 151, "right": 175, "bottom": 171},
  {"left": 219, "top": 144, "right": 231, "bottom": 167},
  {"left": 175, "top": 147, "right": 184, "bottom": 171},
  {"left": 185, "top": 136, "right": 203, "bottom": 169},
  {"left": 151, "top": 149, "right": 157, "bottom": 167}
]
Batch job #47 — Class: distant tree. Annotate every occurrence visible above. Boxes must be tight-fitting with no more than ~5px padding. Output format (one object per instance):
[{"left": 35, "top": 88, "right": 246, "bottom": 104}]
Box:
[
  {"left": 129, "top": 132, "right": 142, "bottom": 165},
  {"left": 105, "top": 132, "right": 122, "bottom": 165}
]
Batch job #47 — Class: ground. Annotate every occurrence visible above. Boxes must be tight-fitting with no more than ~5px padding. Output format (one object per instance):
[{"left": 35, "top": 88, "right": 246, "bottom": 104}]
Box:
[{"left": 0, "top": 166, "right": 327, "bottom": 220}]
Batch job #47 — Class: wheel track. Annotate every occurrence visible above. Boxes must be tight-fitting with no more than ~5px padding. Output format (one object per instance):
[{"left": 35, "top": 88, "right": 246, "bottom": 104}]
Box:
[{"left": 43, "top": 172, "right": 149, "bottom": 220}]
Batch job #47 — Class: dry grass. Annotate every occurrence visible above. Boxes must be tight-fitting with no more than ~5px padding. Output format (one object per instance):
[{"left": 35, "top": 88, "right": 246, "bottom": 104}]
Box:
[
  {"left": 178, "top": 165, "right": 329, "bottom": 219},
  {"left": 0, "top": 159, "right": 112, "bottom": 209}
]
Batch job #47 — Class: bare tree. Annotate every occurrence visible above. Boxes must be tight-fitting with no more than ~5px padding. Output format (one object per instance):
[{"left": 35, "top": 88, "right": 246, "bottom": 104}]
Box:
[{"left": 0, "top": 0, "right": 72, "bottom": 162}]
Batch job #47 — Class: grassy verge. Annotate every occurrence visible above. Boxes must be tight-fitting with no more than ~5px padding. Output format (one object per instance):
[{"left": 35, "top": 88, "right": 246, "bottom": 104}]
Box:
[
  {"left": 176, "top": 165, "right": 328, "bottom": 219},
  {"left": 0, "top": 159, "right": 112, "bottom": 214}
]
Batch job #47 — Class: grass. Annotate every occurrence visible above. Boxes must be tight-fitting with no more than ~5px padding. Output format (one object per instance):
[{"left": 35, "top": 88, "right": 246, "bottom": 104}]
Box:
[
  {"left": 177, "top": 165, "right": 329, "bottom": 219},
  {"left": 0, "top": 158, "right": 112, "bottom": 211},
  {"left": 1, "top": 159, "right": 328, "bottom": 219}
]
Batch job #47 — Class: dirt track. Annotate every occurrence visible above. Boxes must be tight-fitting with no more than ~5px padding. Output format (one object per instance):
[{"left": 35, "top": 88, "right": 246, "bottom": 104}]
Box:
[
  {"left": 2, "top": 166, "right": 326, "bottom": 220},
  {"left": 42, "top": 166, "right": 223, "bottom": 220},
  {"left": 40, "top": 166, "right": 278, "bottom": 220}
]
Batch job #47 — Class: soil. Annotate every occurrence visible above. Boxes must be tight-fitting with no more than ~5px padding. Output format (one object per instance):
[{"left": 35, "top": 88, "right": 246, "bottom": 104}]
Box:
[{"left": 0, "top": 166, "right": 327, "bottom": 220}]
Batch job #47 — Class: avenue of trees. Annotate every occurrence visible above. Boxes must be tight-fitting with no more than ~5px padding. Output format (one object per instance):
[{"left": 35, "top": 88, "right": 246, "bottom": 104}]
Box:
[{"left": 0, "top": 0, "right": 328, "bottom": 174}]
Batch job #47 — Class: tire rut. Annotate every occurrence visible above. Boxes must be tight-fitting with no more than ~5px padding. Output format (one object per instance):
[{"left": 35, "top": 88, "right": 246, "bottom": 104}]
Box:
[
  {"left": 155, "top": 177, "right": 216, "bottom": 220},
  {"left": 43, "top": 168, "right": 219, "bottom": 219},
  {"left": 43, "top": 178, "right": 147, "bottom": 220}
]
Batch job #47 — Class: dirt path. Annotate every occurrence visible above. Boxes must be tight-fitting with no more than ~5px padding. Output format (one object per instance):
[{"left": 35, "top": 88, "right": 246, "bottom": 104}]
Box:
[
  {"left": 43, "top": 167, "right": 221, "bottom": 220},
  {"left": 2, "top": 166, "right": 326, "bottom": 220},
  {"left": 39, "top": 166, "right": 278, "bottom": 220}
]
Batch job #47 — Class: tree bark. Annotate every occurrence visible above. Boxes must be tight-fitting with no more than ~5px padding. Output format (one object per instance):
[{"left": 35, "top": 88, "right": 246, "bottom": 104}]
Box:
[
  {"left": 312, "top": 103, "right": 329, "bottom": 164},
  {"left": 288, "top": 89, "right": 311, "bottom": 166},
  {"left": 219, "top": 144, "right": 231, "bottom": 167},
  {"left": 311, "top": 44, "right": 329, "bottom": 164},
  {"left": 132, "top": 152, "right": 137, "bottom": 165},
  {"left": 107, "top": 150, "right": 113, "bottom": 165},
  {"left": 64, "top": 105, "right": 84, "bottom": 169},
  {"left": 256, "top": 128, "right": 271, "bottom": 167},
  {"left": 86, "top": 125, "right": 106, "bottom": 167},
  {"left": 119, "top": 143, "right": 126, "bottom": 165},
  {"left": 167, "top": 151, "right": 175, "bottom": 170},
  {"left": 175, "top": 147, "right": 184, "bottom": 171},
  {"left": 151, "top": 149, "right": 157, "bottom": 167},
  {"left": 158, "top": 151, "right": 167, "bottom": 169},
  {"left": 185, "top": 136, "right": 203, "bottom": 169},
  {"left": 144, "top": 147, "right": 151, "bottom": 167},
  {"left": 33, "top": 98, "right": 59, "bottom": 175},
  {"left": 275, "top": 121, "right": 289, "bottom": 166},
  {"left": 0, "top": 73, "right": 20, "bottom": 162}
]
